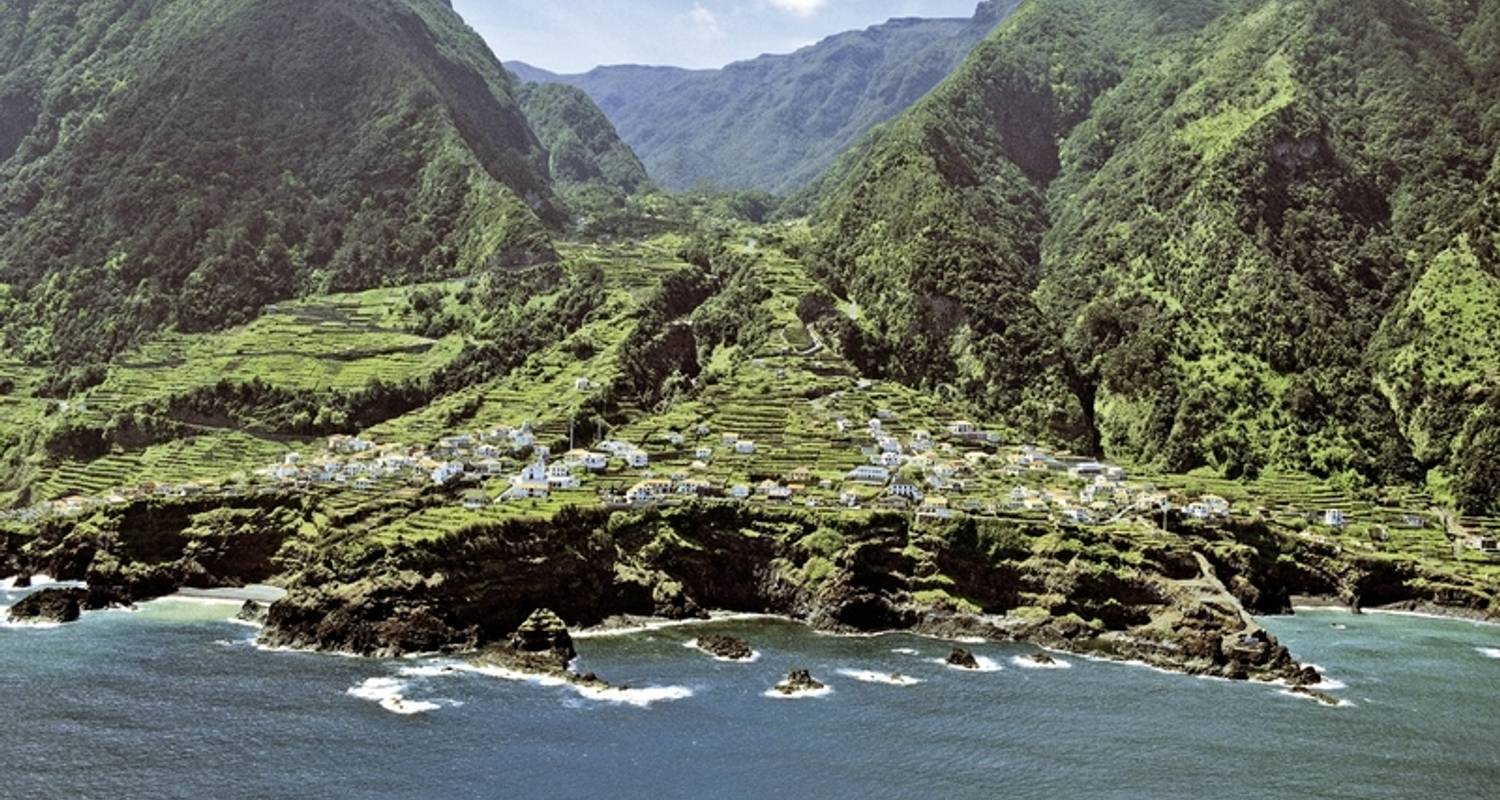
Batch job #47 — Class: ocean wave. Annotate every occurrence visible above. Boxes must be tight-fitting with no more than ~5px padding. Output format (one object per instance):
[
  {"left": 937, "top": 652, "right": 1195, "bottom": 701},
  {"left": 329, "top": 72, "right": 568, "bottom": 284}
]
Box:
[
  {"left": 836, "top": 669, "right": 922, "bottom": 686},
  {"left": 347, "top": 676, "right": 442, "bottom": 715},
  {"left": 572, "top": 612, "right": 780, "bottom": 639},
  {"left": 0, "top": 617, "right": 64, "bottom": 631},
  {"left": 681, "top": 639, "right": 761, "bottom": 663},
  {"left": 455, "top": 664, "right": 693, "bottom": 708},
  {"left": 1478, "top": 647, "right": 1500, "bottom": 660},
  {"left": 890, "top": 647, "right": 919, "bottom": 656},
  {"left": 1277, "top": 688, "right": 1354, "bottom": 708},
  {"left": 927, "top": 655, "right": 1002, "bottom": 673},
  {"left": 763, "top": 684, "right": 834, "bottom": 700},
  {"left": 0, "top": 574, "right": 57, "bottom": 591},
  {"left": 1010, "top": 654, "right": 1072, "bottom": 670}
]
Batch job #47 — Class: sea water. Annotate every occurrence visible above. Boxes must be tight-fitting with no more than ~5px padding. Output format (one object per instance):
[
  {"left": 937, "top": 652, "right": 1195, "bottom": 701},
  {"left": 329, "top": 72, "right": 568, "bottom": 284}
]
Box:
[{"left": 3, "top": 583, "right": 1499, "bottom": 799}]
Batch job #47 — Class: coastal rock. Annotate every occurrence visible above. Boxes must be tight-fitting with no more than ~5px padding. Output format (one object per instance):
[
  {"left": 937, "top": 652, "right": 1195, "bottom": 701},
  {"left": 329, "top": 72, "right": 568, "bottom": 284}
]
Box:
[
  {"left": 7, "top": 588, "right": 85, "bottom": 624},
  {"left": 1027, "top": 653, "right": 1057, "bottom": 666},
  {"left": 509, "top": 608, "right": 577, "bottom": 662},
  {"left": 696, "top": 634, "right": 754, "bottom": 661},
  {"left": 946, "top": 648, "right": 980, "bottom": 669},
  {"left": 236, "top": 600, "right": 268, "bottom": 626},
  {"left": 774, "top": 669, "right": 825, "bottom": 695},
  {"left": 1289, "top": 686, "right": 1343, "bottom": 707},
  {"left": 11, "top": 573, "right": 32, "bottom": 589}
]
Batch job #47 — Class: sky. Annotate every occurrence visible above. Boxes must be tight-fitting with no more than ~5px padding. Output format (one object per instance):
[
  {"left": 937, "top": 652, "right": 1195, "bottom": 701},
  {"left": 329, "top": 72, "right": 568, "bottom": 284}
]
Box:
[{"left": 451, "top": 0, "right": 985, "bottom": 73}]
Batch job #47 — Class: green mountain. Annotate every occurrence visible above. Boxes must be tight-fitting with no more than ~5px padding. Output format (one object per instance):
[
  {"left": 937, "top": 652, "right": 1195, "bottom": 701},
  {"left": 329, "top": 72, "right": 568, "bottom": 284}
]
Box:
[
  {"left": 515, "top": 82, "right": 653, "bottom": 196},
  {"left": 811, "top": 0, "right": 1500, "bottom": 510},
  {"left": 508, "top": 0, "right": 1020, "bottom": 193},
  {"left": 0, "top": 0, "right": 564, "bottom": 365}
]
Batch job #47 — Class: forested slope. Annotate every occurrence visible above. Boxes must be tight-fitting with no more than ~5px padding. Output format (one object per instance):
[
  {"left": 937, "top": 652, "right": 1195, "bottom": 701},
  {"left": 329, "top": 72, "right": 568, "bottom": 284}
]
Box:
[
  {"left": 813, "top": 0, "right": 1500, "bottom": 509},
  {"left": 0, "top": 0, "right": 562, "bottom": 366}
]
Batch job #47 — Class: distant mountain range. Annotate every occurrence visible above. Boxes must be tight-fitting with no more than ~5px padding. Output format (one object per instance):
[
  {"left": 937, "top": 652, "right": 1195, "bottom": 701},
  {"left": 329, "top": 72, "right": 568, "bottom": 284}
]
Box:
[{"left": 508, "top": 1, "right": 1020, "bottom": 193}]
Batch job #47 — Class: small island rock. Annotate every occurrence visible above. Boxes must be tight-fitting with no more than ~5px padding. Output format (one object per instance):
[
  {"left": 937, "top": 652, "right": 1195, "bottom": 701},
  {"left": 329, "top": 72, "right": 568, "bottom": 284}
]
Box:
[
  {"left": 697, "top": 634, "right": 754, "bottom": 661},
  {"left": 7, "top": 588, "right": 85, "bottom": 624},
  {"left": 775, "top": 669, "right": 826, "bottom": 695},
  {"left": 946, "top": 647, "right": 980, "bottom": 669}
]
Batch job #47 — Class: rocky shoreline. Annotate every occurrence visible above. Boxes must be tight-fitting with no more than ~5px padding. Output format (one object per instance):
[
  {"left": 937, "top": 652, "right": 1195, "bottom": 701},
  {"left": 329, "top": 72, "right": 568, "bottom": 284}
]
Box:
[{"left": 4, "top": 499, "right": 1498, "bottom": 687}]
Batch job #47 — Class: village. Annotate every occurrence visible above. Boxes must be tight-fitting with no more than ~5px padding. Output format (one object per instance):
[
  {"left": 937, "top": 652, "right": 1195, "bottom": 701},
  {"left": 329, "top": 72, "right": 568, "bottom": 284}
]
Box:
[{"left": 8, "top": 403, "right": 1490, "bottom": 560}]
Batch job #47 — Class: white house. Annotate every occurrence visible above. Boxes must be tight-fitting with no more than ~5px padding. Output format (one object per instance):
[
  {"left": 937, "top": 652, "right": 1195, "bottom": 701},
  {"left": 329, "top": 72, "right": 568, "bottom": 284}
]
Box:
[
  {"left": 431, "top": 461, "right": 465, "bottom": 486},
  {"left": 667, "top": 432, "right": 686, "bottom": 446},
  {"left": 835, "top": 418, "right": 850, "bottom": 434},
  {"left": 877, "top": 408, "right": 894, "bottom": 421},
  {"left": 868, "top": 418, "right": 883, "bottom": 433},
  {"left": 353, "top": 477, "right": 377, "bottom": 492},
  {"left": 878, "top": 436, "right": 903, "bottom": 454},
  {"left": 948, "top": 421, "right": 978, "bottom": 437},
  {"left": 729, "top": 484, "right": 752, "bottom": 500},
  {"left": 509, "top": 427, "right": 535, "bottom": 450},
  {"left": 626, "top": 479, "right": 672, "bottom": 505},
  {"left": 840, "top": 491, "right": 860, "bottom": 508},
  {"left": 734, "top": 440, "right": 757, "bottom": 455},
  {"left": 476, "top": 459, "right": 505, "bottom": 476},
  {"left": 625, "top": 449, "right": 651, "bottom": 469},
  {"left": 546, "top": 463, "right": 580, "bottom": 490},
  {"left": 879, "top": 451, "right": 905, "bottom": 469},
  {"left": 1070, "top": 462, "right": 1106, "bottom": 478},
  {"left": 574, "top": 377, "right": 592, "bottom": 391},
  {"left": 918, "top": 496, "right": 954, "bottom": 520},
  {"left": 847, "top": 465, "right": 891, "bottom": 484},
  {"left": 694, "top": 446, "right": 714, "bottom": 461},
  {"left": 889, "top": 480, "right": 924, "bottom": 502},
  {"left": 1322, "top": 509, "right": 1348, "bottom": 528},
  {"left": 501, "top": 481, "right": 549, "bottom": 501}
]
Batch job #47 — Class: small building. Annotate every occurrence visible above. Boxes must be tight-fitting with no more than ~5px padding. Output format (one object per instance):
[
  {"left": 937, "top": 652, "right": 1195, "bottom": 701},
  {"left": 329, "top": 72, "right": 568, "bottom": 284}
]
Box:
[
  {"left": 734, "top": 440, "right": 757, "bottom": 455},
  {"left": 666, "top": 432, "right": 686, "bottom": 447},
  {"left": 502, "top": 481, "right": 550, "bottom": 501},
  {"left": 840, "top": 491, "right": 860, "bottom": 508},
  {"left": 847, "top": 465, "right": 891, "bottom": 485},
  {"left": 574, "top": 377, "right": 592, "bottom": 391},
  {"left": 431, "top": 461, "right": 465, "bottom": 486},
  {"left": 461, "top": 490, "right": 490, "bottom": 510},
  {"left": 918, "top": 496, "right": 954, "bottom": 520},
  {"left": 948, "top": 421, "right": 978, "bottom": 437},
  {"left": 729, "top": 484, "right": 752, "bottom": 500},
  {"left": 626, "top": 479, "right": 673, "bottom": 505},
  {"left": 694, "top": 446, "right": 714, "bottom": 461},
  {"left": 354, "top": 477, "right": 378, "bottom": 492},
  {"left": 888, "top": 480, "right": 924, "bottom": 502},
  {"left": 1322, "top": 509, "right": 1349, "bottom": 528},
  {"left": 877, "top": 409, "right": 894, "bottom": 421},
  {"left": 624, "top": 449, "right": 651, "bottom": 469},
  {"left": 879, "top": 451, "right": 905, "bottom": 469},
  {"left": 547, "top": 463, "right": 580, "bottom": 490}
]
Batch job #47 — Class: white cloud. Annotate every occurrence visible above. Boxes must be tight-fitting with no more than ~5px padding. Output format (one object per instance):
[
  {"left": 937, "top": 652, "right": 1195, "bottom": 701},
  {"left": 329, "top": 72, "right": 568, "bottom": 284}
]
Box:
[
  {"left": 688, "top": 3, "right": 725, "bottom": 38},
  {"left": 767, "top": 0, "right": 829, "bottom": 16}
]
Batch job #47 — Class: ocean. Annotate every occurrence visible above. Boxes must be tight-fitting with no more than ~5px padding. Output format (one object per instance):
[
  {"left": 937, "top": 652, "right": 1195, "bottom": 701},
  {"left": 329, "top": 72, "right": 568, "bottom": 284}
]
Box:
[{"left": 3, "top": 579, "right": 1499, "bottom": 799}]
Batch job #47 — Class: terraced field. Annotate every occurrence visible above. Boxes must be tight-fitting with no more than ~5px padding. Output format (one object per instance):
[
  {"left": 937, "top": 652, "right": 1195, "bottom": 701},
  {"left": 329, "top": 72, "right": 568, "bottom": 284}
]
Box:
[{"left": 75, "top": 284, "right": 465, "bottom": 426}]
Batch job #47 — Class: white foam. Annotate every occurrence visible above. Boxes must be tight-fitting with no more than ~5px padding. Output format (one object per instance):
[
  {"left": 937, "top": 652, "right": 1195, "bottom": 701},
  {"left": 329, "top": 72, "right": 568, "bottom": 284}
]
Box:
[
  {"left": 763, "top": 684, "right": 834, "bottom": 700},
  {"left": 572, "top": 612, "right": 779, "bottom": 639},
  {"left": 0, "top": 574, "right": 56, "bottom": 591},
  {"left": 836, "top": 668, "right": 923, "bottom": 686},
  {"left": 347, "top": 677, "right": 441, "bottom": 716},
  {"left": 890, "top": 647, "right": 920, "bottom": 656},
  {"left": 952, "top": 636, "right": 988, "bottom": 645},
  {"left": 456, "top": 664, "right": 693, "bottom": 708},
  {"left": 1478, "top": 647, "right": 1500, "bottom": 660},
  {"left": 929, "top": 655, "right": 1002, "bottom": 673},
  {"left": 682, "top": 639, "right": 761, "bottom": 663},
  {"left": 0, "top": 617, "right": 63, "bottom": 630},
  {"left": 1277, "top": 688, "right": 1354, "bottom": 708},
  {"left": 398, "top": 663, "right": 463, "bottom": 678},
  {"left": 1010, "top": 654, "right": 1072, "bottom": 670},
  {"left": 226, "top": 617, "right": 263, "bottom": 629}
]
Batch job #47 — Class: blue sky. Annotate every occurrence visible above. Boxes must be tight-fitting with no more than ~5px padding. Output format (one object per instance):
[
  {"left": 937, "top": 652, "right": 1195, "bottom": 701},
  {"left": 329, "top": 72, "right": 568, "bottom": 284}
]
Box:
[{"left": 452, "top": 0, "right": 985, "bottom": 73}]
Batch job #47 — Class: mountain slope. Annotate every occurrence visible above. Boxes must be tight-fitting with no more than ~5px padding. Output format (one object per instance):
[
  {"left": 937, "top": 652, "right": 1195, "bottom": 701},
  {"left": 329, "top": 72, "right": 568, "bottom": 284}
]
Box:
[
  {"left": 510, "top": 0, "right": 1020, "bottom": 193},
  {"left": 0, "top": 0, "right": 562, "bottom": 365},
  {"left": 812, "top": 0, "right": 1500, "bottom": 506},
  {"left": 516, "top": 82, "right": 652, "bottom": 196}
]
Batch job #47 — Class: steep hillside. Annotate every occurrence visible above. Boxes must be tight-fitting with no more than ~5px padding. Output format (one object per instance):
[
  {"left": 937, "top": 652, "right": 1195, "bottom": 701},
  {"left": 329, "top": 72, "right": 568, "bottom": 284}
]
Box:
[
  {"left": 813, "top": 0, "right": 1500, "bottom": 508},
  {"left": 510, "top": 0, "right": 1019, "bottom": 192},
  {"left": 516, "top": 82, "right": 653, "bottom": 196},
  {"left": 0, "top": 0, "right": 562, "bottom": 366}
]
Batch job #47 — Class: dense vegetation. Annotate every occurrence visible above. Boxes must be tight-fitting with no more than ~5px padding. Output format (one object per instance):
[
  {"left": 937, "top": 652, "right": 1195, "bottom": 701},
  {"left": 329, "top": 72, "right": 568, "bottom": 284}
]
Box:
[
  {"left": 812, "top": 0, "right": 1500, "bottom": 510},
  {"left": 516, "top": 82, "right": 652, "bottom": 197},
  {"left": 0, "top": 0, "right": 563, "bottom": 366},
  {"left": 508, "top": 0, "right": 1019, "bottom": 193}
]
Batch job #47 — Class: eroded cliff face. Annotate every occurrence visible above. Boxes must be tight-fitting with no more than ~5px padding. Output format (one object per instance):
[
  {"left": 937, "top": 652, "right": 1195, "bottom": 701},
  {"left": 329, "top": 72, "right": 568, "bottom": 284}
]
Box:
[{"left": 7, "top": 499, "right": 1495, "bottom": 684}]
